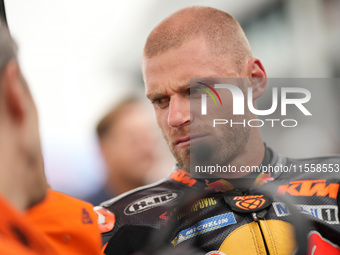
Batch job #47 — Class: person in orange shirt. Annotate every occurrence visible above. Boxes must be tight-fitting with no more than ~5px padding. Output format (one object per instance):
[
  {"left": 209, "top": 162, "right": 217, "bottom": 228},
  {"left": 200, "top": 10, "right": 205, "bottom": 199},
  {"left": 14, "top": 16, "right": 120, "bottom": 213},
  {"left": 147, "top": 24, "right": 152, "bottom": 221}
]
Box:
[
  {"left": 0, "top": 21, "right": 102, "bottom": 255},
  {"left": 0, "top": 195, "right": 54, "bottom": 255},
  {"left": 26, "top": 189, "right": 103, "bottom": 255},
  {"left": 0, "top": 20, "right": 52, "bottom": 255}
]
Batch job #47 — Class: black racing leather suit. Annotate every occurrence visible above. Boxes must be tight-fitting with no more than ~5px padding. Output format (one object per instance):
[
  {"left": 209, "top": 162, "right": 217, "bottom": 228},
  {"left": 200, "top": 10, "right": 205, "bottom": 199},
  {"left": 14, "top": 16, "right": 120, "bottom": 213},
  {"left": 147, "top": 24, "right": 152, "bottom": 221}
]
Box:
[{"left": 96, "top": 147, "right": 340, "bottom": 255}]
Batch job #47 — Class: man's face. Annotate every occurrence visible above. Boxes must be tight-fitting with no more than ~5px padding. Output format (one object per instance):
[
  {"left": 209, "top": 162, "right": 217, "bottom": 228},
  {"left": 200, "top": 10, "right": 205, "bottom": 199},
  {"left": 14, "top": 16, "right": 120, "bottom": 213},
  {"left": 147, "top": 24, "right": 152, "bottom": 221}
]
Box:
[
  {"left": 143, "top": 38, "right": 251, "bottom": 172},
  {"left": 102, "top": 104, "right": 157, "bottom": 184}
]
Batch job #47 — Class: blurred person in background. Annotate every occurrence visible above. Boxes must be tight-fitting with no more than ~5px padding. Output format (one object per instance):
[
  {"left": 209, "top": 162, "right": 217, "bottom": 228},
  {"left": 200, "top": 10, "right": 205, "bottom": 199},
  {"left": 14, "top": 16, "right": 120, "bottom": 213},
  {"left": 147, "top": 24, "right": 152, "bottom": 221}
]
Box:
[
  {"left": 86, "top": 97, "right": 158, "bottom": 205},
  {"left": 0, "top": 21, "right": 102, "bottom": 255}
]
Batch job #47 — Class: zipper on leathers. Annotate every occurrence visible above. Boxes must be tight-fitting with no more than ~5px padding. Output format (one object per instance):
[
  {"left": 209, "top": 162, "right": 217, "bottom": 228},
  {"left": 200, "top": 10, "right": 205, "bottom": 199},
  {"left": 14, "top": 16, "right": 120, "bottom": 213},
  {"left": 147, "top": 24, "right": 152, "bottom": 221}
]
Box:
[{"left": 252, "top": 212, "right": 270, "bottom": 255}]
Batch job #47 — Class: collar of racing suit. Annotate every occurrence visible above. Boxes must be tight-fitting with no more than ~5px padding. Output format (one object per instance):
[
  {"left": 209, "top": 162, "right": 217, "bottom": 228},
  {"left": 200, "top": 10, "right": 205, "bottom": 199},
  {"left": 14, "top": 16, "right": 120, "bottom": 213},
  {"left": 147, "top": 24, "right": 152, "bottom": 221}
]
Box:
[{"left": 168, "top": 144, "right": 286, "bottom": 193}]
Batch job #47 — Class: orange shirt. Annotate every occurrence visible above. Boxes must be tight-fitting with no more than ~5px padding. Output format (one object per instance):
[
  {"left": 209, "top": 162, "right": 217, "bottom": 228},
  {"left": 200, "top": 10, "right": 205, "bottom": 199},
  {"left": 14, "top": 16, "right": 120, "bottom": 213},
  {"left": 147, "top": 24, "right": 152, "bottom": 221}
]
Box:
[
  {"left": 0, "top": 195, "right": 55, "bottom": 255},
  {"left": 26, "top": 189, "right": 102, "bottom": 255}
]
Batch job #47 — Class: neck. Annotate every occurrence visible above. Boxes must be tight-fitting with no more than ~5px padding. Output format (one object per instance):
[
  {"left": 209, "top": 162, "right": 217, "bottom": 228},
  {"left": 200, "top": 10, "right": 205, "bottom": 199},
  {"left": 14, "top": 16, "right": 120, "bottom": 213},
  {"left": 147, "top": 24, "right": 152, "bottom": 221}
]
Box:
[
  {"left": 0, "top": 162, "right": 27, "bottom": 212},
  {"left": 0, "top": 125, "right": 32, "bottom": 211}
]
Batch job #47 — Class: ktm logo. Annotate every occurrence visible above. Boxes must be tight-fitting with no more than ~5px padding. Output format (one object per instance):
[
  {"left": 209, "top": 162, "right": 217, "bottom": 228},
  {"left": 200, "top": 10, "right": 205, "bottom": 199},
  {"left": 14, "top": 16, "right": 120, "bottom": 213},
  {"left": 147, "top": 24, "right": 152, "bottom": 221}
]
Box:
[
  {"left": 233, "top": 195, "right": 266, "bottom": 210},
  {"left": 81, "top": 208, "right": 93, "bottom": 224},
  {"left": 276, "top": 180, "right": 339, "bottom": 199},
  {"left": 170, "top": 169, "right": 197, "bottom": 187}
]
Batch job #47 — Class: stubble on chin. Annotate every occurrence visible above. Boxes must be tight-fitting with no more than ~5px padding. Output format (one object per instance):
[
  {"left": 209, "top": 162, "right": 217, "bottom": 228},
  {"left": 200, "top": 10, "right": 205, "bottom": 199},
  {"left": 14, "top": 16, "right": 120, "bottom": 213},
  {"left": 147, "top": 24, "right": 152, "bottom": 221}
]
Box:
[
  {"left": 172, "top": 146, "right": 190, "bottom": 172},
  {"left": 208, "top": 113, "right": 250, "bottom": 169},
  {"left": 162, "top": 133, "right": 190, "bottom": 172}
]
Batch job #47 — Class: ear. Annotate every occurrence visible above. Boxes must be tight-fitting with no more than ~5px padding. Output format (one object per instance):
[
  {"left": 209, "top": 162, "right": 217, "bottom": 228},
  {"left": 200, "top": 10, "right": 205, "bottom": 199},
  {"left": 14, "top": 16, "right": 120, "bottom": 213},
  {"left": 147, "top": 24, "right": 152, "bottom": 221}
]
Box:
[
  {"left": 247, "top": 57, "right": 267, "bottom": 100},
  {"left": 1, "top": 60, "right": 27, "bottom": 125}
]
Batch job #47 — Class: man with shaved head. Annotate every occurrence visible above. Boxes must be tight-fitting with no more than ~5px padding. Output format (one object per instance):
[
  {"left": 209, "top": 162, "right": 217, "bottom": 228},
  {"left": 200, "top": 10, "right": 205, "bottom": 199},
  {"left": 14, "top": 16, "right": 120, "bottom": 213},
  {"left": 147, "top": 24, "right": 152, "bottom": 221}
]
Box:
[
  {"left": 100, "top": 6, "right": 340, "bottom": 255},
  {"left": 143, "top": 6, "right": 264, "bottom": 177},
  {"left": 144, "top": 6, "right": 252, "bottom": 67}
]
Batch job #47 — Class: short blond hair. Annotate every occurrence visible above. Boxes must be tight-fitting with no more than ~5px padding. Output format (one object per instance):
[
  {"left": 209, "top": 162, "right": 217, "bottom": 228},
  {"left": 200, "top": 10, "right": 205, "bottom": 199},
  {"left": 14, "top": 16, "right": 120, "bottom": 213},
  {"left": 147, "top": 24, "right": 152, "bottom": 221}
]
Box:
[{"left": 144, "top": 6, "right": 252, "bottom": 67}]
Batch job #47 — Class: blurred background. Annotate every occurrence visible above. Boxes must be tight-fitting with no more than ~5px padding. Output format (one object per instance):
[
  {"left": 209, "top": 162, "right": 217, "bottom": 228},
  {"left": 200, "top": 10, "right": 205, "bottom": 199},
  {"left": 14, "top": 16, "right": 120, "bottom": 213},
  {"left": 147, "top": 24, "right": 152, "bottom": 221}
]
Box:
[{"left": 3, "top": 0, "right": 340, "bottom": 200}]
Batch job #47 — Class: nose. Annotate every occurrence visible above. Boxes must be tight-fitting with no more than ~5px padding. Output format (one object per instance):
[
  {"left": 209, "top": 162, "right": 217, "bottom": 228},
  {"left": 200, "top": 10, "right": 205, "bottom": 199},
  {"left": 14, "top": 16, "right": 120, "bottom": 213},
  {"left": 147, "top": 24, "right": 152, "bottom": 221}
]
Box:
[{"left": 168, "top": 96, "right": 191, "bottom": 128}]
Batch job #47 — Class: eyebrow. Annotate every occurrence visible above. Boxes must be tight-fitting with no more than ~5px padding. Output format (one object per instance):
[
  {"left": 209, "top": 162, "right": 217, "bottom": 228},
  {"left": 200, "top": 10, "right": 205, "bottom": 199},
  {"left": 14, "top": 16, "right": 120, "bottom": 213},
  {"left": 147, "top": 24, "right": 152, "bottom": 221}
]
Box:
[
  {"left": 146, "top": 83, "right": 191, "bottom": 101},
  {"left": 146, "top": 92, "right": 165, "bottom": 102}
]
